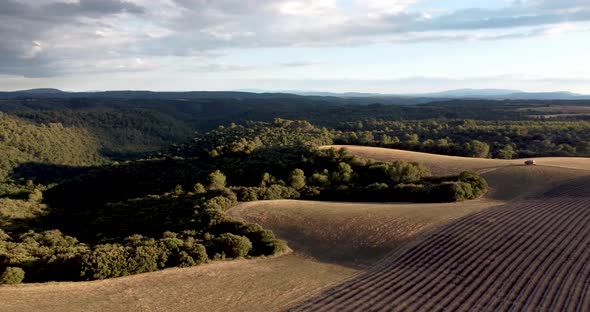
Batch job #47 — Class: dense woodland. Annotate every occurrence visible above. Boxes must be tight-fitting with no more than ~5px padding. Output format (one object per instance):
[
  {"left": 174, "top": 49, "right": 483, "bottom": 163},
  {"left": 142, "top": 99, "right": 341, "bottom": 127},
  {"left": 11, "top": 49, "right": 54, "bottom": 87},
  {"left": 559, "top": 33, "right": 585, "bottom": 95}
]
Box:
[
  {"left": 1, "top": 94, "right": 589, "bottom": 284},
  {"left": 1, "top": 96, "right": 588, "bottom": 161}
]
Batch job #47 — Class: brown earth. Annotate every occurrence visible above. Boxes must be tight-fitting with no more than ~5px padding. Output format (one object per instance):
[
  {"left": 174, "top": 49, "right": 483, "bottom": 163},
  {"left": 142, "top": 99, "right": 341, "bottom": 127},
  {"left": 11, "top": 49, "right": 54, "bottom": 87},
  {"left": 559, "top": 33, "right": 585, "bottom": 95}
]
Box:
[
  {"left": 294, "top": 176, "right": 590, "bottom": 311},
  {"left": 0, "top": 254, "right": 356, "bottom": 312},
  {"left": 229, "top": 199, "right": 503, "bottom": 269}
]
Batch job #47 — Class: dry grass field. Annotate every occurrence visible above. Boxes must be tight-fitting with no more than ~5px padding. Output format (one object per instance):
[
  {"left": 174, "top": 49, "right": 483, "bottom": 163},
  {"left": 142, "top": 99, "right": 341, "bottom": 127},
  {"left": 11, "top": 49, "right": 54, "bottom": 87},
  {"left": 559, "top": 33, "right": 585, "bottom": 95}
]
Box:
[
  {"left": 1, "top": 145, "right": 588, "bottom": 312},
  {"left": 0, "top": 253, "right": 356, "bottom": 312},
  {"left": 229, "top": 199, "right": 503, "bottom": 268},
  {"left": 324, "top": 145, "right": 590, "bottom": 200},
  {"left": 323, "top": 145, "right": 590, "bottom": 176},
  {"left": 0, "top": 198, "right": 501, "bottom": 312}
]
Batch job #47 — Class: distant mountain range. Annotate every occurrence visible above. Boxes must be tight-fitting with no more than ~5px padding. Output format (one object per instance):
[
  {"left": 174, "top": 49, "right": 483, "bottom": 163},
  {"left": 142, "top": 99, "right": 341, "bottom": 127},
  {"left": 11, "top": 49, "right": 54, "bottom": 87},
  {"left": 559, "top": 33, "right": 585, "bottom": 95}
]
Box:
[
  {"left": 240, "top": 88, "right": 590, "bottom": 100},
  {"left": 411, "top": 89, "right": 590, "bottom": 100},
  {"left": 1, "top": 88, "right": 589, "bottom": 101}
]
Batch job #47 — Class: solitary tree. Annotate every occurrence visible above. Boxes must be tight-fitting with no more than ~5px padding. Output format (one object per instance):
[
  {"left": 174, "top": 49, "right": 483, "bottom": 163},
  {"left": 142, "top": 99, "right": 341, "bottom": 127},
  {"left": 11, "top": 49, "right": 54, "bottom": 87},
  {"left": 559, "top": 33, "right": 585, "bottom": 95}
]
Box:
[
  {"left": 193, "top": 183, "right": 206, "bottom": 193},
  {"left": 289, "top": 169, "right": 306, "bottom": 190},
  {"left": 0, "top": 267, "right": 25, "bottom": 284},
  {"left": 207, "top": 170, "right": 227, "bottom": 190},
  {"left": 465, "top": 140, "right": 490, "bottom": 158}
]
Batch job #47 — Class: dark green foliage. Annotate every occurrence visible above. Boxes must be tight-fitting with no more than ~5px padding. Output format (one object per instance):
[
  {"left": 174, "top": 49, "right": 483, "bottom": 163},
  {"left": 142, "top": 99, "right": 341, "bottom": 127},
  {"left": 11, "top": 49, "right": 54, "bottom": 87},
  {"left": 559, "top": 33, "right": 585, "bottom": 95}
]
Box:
[
  {"left": 8, "top": 97, "right": 577, "bottom": 285},
  {"left": 429, "top": 181, "right": 474, "bottom": 202},
  {"left": 80, "top": 244, "right": 129, "bottom": 280},
  {"left": 181, "top": 243, "right": 208, "bottom": 266},
  {"left": 0, "top": 189, "right": 285, "bottom": 282},
  {"left": 204, "top": 195, "right": 236, "bottom": 211},
  {"left": 1, "top": 98, "right": 589, "bottom": 182},
  {"left": 0, "top": 113, "right": 105, "bottom": 182},
  {"left": 232, "top": 187, "right": 261, "bottom": 201},
  {"left": 213, "top": 233, "right": 252, "bottom": 258},
  {"left": 0, "top": 230, "right": 89, "bottom": 282},
  {"left": 193, "top": 183, "right": 206, "bottom": 193},
  {"left": 207, "top": 170, "right": 227, "bottom": 190},
  {"left": 458, "top": 171, "right": 489, "bottom": 198},
  {"left": 423, "top": 171, "right": 488, "bottom": 202},
  {"left": 0, "top": 229, "right": 10, "bottom": 241},
  {"left": 0, "top": 267, "right": 25, "bottom": 284},
  {"left": 289, "top": 169, "right": 306, "bottom": 190},
  {"left": 333, "top": 119, "right": 589, "bottom": 158},
  {"left": 309, "top": 170, "right": 331, "bottom": 187},
  {"left": 238, "top": 225, "right": 289, "bottom": 256},
  {"left": 262, "top": 185, "right": 300, "bottom": 200},
  {"left": 10, "top": 106, "right": 581, "bottom": 285},
  {"left": 465, "top": 140, "right": 491, "bottom": 158},
  {"left": 496, "top": 144, "right": 517, "bottom": 159}
]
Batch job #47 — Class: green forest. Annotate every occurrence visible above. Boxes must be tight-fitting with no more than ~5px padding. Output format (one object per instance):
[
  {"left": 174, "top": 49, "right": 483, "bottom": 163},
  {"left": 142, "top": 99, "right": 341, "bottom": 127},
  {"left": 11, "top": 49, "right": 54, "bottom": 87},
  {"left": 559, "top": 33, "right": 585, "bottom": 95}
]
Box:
[{"left": 1, "top": 94, "right": 589, "bottom": 284}]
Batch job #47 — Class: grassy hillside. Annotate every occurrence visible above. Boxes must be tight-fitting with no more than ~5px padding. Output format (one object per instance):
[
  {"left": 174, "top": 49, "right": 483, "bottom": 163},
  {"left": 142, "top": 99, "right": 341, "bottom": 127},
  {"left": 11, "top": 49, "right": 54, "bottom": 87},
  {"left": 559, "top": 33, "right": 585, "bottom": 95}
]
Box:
[
  {"left": 1, "top": 143, "right": 588, "bottom": 311},
  {"left": 325, "top": 145, "right": 590, "bottom": 200},
  {"left": 324, "top": 145, "right": 590, "bottom": 175},
  {"left": 0, "top": 113, "right": 105, "bottom": 182},
  {"left": 0, "top": 254, "right": 355, "bottom": 312},
  {"left": 230, "top": 199, "right": 502, "bottom": 268}
]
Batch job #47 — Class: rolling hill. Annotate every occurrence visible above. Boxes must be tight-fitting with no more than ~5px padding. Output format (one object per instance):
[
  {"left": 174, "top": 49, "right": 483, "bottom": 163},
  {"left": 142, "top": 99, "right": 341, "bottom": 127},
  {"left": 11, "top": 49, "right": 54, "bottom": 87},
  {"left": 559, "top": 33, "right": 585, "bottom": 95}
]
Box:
[
  {"left": 295, "top": 176, "right": 590, "bottom": 311},
  {"left": 324, "top": 145, "right": 590, "bottom": 200},
  {"left": 2, "top": 146, "right": 588, "bottom": 311},
  {"left": 0, "top": 113, "right": 105, "bottom": 182}
]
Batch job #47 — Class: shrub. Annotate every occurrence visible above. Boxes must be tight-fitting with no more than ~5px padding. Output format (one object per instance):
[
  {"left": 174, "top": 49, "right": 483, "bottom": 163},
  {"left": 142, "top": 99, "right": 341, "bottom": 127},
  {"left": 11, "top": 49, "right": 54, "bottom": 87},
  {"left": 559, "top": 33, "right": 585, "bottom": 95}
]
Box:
[
  {"left": 185, "top": 243, "right": 208, "bottom": 265},
  {"left": 126, "top": 244, "right": 167, "bottom": 275},
  {"left": 458, "top": 171, "right": 488, "bottom": 198},
  {"left": 388, "top": 160, "right": 430, "bottom": 183},
  {"left": 0, "top": 267, "right": 25, "bottom": 284},
  {"left": 289, "top": 169, "right": 306, "bottom": 190},
  {"left": 204, "top": 196, "right": 235, "bottom": 211},
  {"left": 263, "top": 239, "right": 290, "bottom": 255},
  {"left": 262, "top": 185, "right": 299, "bottom": 200},
  {"left": 193, "top": 183, "right": 206, "bottom": 193},
  {"left": 214, "top": 233, "right": 252, "bottom": 258},
  {"left": 394, "top": 183, "right": 426, "bottom": 201},
  {"left": 207, "top": 170, "right": 227, "bottom": 190},
  {"left": 177, "top": 251, "right": 196, "bottom": 267},
  {"left": 80, "top": 244, "right": 129, "bottom": 280},
  {"left": 309, "top": 172, "right": 330, "bottom": 187},
  {"left": 430, "top": 181, "right": 474, "bottom": 202},
  {"left": 233, "top": 187, "right": 260, "bottom": 201},
  {"left": 0, "top": 229, "right": 10, "bottom": 241}
]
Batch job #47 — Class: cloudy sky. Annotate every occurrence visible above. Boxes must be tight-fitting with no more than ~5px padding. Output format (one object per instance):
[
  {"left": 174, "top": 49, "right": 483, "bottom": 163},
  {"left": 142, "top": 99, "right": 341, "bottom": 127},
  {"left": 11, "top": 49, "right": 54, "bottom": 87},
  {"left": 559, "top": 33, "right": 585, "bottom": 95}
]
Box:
[{"left": 1, "top": 0, "right": 590, "bottom": 93}]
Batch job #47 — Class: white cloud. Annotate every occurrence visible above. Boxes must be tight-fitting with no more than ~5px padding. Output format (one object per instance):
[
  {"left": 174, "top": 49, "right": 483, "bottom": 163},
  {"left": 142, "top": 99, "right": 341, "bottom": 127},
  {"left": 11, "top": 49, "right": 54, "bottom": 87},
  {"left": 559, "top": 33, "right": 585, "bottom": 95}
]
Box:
[
  {"left": 2, "top": 0, "right": 590, "bottom": 77},
  {"left": 357, "top": 0, "right": 416, "bottom": 14},
  {"left": 277, "top": 0, "right": 337, "bottom": 16},
  {"left": 20, "top": 41, "right": 43, "bottom": 59}
]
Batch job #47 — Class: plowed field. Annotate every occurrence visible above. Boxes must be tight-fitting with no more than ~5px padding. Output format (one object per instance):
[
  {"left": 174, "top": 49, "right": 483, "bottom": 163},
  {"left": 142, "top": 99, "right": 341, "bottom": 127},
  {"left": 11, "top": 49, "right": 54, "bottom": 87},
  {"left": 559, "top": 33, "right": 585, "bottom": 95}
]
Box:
[{"left": 294, "top": 176, "right": 590, "bottom": 311}]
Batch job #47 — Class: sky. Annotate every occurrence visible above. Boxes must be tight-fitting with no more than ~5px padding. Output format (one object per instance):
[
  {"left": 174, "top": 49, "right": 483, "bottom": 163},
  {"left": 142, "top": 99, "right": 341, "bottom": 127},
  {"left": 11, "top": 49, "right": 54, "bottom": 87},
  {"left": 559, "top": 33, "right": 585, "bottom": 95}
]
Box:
[{"left": 1, "top": 0, "right": 590, "bottom": 93}]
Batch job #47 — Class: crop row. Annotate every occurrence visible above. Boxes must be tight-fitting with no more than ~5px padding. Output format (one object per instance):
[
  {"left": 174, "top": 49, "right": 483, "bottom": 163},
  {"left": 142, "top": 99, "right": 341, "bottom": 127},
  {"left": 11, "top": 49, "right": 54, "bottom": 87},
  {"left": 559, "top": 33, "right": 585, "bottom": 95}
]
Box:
[{"left": 294, "top": 177, "right": 590, "bottom": 311}]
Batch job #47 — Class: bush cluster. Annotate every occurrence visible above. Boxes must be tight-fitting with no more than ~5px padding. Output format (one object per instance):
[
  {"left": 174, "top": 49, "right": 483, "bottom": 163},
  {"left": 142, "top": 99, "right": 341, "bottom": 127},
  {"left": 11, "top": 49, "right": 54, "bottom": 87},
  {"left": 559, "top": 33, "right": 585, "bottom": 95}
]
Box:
[{"left": 0, "top": 202, "right": 288, "bottom": 283}]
